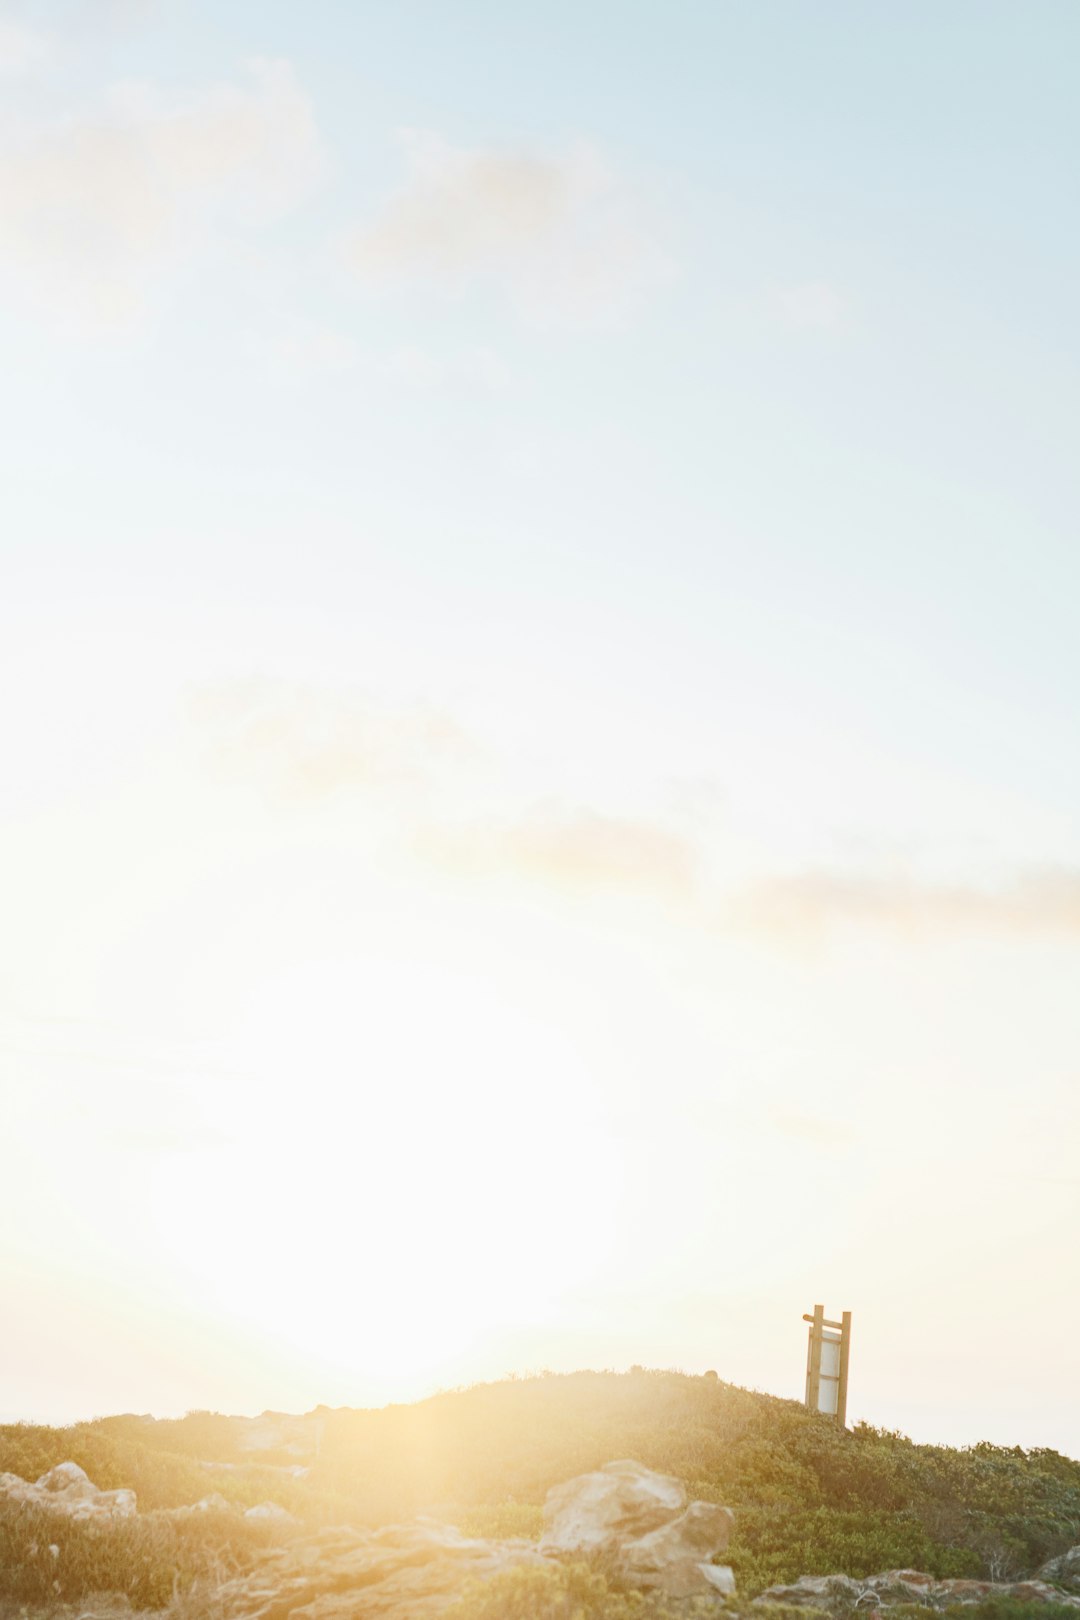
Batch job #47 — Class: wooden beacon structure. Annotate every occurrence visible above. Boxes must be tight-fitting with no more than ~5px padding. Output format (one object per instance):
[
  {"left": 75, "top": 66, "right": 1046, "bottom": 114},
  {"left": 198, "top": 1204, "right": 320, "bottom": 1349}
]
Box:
[{"left": 803, "top": 1305, "right": 851, "bottom": 1428}]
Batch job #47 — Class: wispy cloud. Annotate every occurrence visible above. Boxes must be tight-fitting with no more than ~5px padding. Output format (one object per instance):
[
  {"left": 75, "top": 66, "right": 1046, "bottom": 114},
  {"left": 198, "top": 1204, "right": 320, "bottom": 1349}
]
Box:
[
  {"left": 729, "top": 869, "right": 1080, "bottom": 941},
  {"left": 182, "top": 681, "right": 1080, "bottom": 938},
  {"left": 349, "top": 129, "right": 674, "bottom": 326},
  {"left": 185, "top": 678, "right": 475, "bottom": 803},
  {"left": 423, "top": 807, "right": 698, "bottom": 904},
  {"left": 0, "top": 56, "right": 323, "bottom": 325}
]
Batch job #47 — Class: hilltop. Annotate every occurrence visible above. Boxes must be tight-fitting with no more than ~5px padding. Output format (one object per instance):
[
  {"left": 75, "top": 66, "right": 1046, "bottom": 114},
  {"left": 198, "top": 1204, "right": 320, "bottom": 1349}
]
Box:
[{"left": 3, "top": 1369, "right": 1080, "bottom": 1613}]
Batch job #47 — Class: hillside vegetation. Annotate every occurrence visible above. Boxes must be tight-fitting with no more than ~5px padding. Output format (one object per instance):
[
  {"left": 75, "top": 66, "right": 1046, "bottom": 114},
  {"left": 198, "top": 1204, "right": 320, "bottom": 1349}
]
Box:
[{"left": 3, "top": 1369, "right": 1080, "bottom": 1607}]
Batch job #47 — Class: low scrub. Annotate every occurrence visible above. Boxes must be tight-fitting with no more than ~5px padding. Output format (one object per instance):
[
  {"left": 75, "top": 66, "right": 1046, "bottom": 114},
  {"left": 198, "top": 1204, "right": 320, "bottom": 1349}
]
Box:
[
  {"left": 0, "top": 1499, "right": 277, "bottom": 1609},
  {"left": 5, "top": 1371, "right": 1080, "bottom": 1603}
]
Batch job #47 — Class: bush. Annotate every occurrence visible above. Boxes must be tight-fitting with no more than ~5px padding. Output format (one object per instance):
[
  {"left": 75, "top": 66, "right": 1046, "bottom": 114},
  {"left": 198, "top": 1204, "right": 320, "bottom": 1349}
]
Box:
[
  {"left": 940, "top": 1602, "right": 1080, "bottom": 1620},
  {"left": 5, "top": 1371, "right": 1080, "bottom": 1601},
  {"left": 453, "top": 1502, "right": 545, "bottom": 1540},
  {"left": 0, "top": 1421, "right": 357, "bottom": 1527},
  {"left": 0, "top": 1500, "right": 276, "bottom": 1609}
]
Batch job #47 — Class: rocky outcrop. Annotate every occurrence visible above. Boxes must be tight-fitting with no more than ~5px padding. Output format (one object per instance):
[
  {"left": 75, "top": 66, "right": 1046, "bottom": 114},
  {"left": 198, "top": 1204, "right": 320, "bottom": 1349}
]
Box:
[
  {"left": 216, "top": 1519, "right": 549, "bottom": 1619},
  {"left": 620, "top": 1501, "right": 736, "bottom": 1597},
  {"left": 236, "top": 1412, "right": 324, "bottom": 1458},
  {"left": 541, "top": 1458, "right": 734, "bottom": 1599},
  {"left": 216, "top": 1460, "right": 735, "bottom": 1618},
  {"left": 756, "top": 1570, "right": 1080, "bottom": 1611},
  {"left": 0, "top": 1461, "right": 136, "bottom": 1521},
  {"left": 1040, "top": 1547, "right": 1080, "bottom": 1595},
  {"left": 542, "top": 1458, "right": 688, "bottom": 1550}
]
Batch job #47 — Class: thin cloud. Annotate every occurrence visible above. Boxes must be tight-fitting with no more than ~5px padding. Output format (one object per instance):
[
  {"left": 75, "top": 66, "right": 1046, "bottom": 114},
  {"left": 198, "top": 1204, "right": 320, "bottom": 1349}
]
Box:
[
  {"left": 349, "top": 129, "right": 675, "bottom": 326},
  {"left": 730, "top": 869, "right": 1080, "bottom": 941},
  {"left": 423, "top": 807, "right": 698, "bottom": 904},
  {"left": 183, "top": 681, "right": 1080, "bottom": 938},
  {"left": 0, "top": 56, "right": 323, "bottom": 325},
  {"left": 186, "top": 678, "right": 475, "bottom": 803}
]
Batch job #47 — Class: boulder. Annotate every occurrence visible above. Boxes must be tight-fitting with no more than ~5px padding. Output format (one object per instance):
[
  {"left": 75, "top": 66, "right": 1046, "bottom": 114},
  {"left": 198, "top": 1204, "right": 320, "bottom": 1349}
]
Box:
[
  {"left": 38, "top": 1462, "right": 95, "bottom": 1495},
  {"left": 1040, "top": 1547, "right": 1080, "bottom": 1594},
  {"left": 540, "top": 1459, "right": 733, "bottom": 1600},
  {"left": 541, "top": 1458, "right": 688, "bottom": 1552},
  {"left": 217, "top": 1462, "right": 737, "bottom": 1618},
  {"left": 620, "top": 1500, "right": 735, "bottom": 1598},
  {"left": 0, "top": 1461, "right": 136, "bottom": 1521},
  {"left": 216, "top": 1519, "right": 548, "bottom": 1619}
]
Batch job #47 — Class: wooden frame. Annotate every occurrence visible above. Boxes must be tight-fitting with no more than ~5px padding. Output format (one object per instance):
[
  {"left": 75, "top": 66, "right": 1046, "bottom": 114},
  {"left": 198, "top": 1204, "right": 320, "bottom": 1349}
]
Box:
[{"left": 803, "top": 1305, "right": 851, "bottom": 1428}]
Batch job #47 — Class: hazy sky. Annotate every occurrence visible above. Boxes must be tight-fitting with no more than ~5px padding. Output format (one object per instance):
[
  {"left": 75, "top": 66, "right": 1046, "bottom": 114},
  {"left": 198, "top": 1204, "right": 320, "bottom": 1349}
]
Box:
[{"left": 3, "top": 1, "right": 1079, "bottom": 1452}]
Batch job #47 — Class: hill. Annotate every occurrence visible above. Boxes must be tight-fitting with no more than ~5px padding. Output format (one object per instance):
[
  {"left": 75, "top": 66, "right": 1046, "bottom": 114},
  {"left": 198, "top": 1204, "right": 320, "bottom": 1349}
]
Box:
[{"left": 3, "top": 1369, "right": 1080, "bottom": 1608}]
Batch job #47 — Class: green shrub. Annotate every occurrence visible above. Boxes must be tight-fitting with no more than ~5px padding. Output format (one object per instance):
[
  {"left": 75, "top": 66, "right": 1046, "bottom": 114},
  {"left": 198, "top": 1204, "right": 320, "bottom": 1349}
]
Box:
[
  {"left": 5, "top": 1371, "right": 1080, "bottom": 1602},
  {"left": 939, "top": 1602, "right": 1080, "bottom": 1620},
  {"left": 0, "top": 1422, "right": 356, "bottom": 1527},
  {"left": 0, "top": 1500, "right": 276, "bottom": 1609},
  {"left": 728, "top": 1505, "right": 983, "bottom": 1593},
  {"left": 453, "top": 1502, "right": 545, "bottom": 1540}
]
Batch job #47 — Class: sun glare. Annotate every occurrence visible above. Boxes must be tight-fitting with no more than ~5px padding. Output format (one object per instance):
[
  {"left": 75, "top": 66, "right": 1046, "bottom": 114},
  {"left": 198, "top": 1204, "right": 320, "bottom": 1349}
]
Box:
[{"left": 144, "top": 955, "right": 622, "bottom": 1386}]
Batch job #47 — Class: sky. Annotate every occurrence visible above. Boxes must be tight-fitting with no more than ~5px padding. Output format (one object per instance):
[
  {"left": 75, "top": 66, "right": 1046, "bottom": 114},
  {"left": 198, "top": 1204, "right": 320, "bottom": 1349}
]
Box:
[{"left": 2, "top": 1, "right": 1079, "bottom": 1452}]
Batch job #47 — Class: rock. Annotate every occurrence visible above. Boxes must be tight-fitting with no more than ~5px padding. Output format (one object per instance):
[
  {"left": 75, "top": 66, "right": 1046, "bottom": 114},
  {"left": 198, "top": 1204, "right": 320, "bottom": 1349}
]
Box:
[
  {"left": 38, "top": 1462, "right": 94, "bottom": 1494},
  {"left": 1040, "top": 1547, "right": 1080, "bottom": 1594},
  {"left": 757, "top": 1574, "right": 861, "bottom": 1605},
  {"left": 217, "top": 1518, "right": 547, "bottom": 1619},
  {"left": 540, "top": 1459, "right": 733, "bottom": 1601},
  {"left": 755, "top": 1570, "right": 1080, "bottom": 1612},
  {"left": 164, "top": 1492, "right": 233, "bottom": 1517},
  {"left": 620, "top": 1500, "right": 735, "bottom": 1597},
  {"left": 701, "top": 1564, "right": 737, "bottom": 1595},
  {"left": 541, "top": 1458, "right": 688, "bottom": 1553},
  {"left": 235, "top": 1413, "right": 324, "bottom": 1458},
  {"left": 244, "top": 1501, "right": 299, "bottom": 1528},
  {"left": 0, "top": 1462, "right": 136, "bottom": 1521},
  {"left": 211, "top": 1460, "right": 738, "bottom": 1618}
]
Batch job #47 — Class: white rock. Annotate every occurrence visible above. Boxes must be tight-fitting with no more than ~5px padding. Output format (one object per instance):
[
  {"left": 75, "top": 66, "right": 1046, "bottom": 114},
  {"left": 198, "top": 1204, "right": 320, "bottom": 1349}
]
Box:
[
  {"left": 700, "top": 1563, "right": 737, "bottom": 1595},
  {"left": 541, "top": 1459, "right": 686, "bottom": 1553},
  {"left": 622, "top": 1500, "right": 733, "bottom": 1570},
  {"left": 244, "top": 1501, "right": 298, "bottom": 1527},
  {"left": 37, "top": 1462, "right": 92, "bottom": 1493},
  {"left": 166, "top": 1492, "right": 232, "bottom": 1517},
  {"left": 621, "top": 1500, "right": 735, "bottom": 1597},
  {"left": 1041, "top": 1547, "right": 1080, "bottom": 1594},
  {"left": 0, "top": 1461, "right": 137, "bottom": 1521}
]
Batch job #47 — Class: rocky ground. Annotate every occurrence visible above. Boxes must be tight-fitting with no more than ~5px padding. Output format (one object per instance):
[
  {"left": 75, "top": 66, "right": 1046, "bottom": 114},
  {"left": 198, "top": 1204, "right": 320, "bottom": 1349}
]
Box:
[{"left": 2, "top": 1455, "right": 1080, "bottom": 1619}]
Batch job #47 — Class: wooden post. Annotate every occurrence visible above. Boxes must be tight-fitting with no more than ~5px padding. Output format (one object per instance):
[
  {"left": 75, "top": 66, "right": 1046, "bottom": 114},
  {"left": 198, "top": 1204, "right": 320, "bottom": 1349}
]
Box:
[
  {"left": 803, "top": 1305, "right": 851, "bottom": 1429},
  {"left": 836, "top": 1310, "right": 852, "bottom": 1429},
  {"left": 805, "top": 1303, "right": 825, "bottom": 1411}
]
